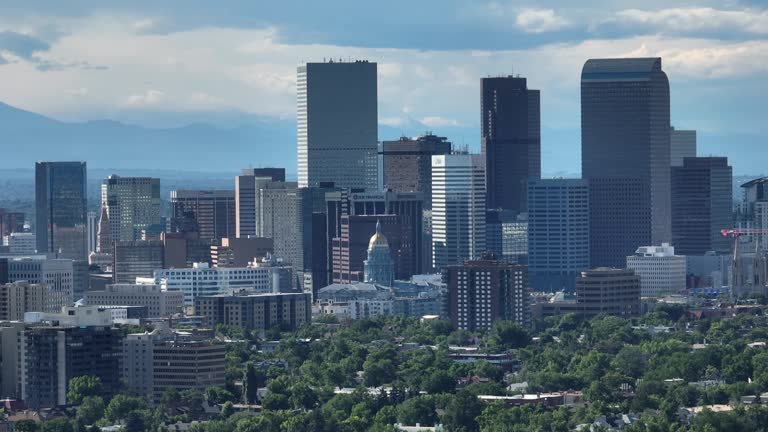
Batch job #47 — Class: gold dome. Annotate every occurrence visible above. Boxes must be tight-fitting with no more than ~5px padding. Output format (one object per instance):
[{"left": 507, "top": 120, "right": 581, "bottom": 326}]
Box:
[{"left": 368, "top": 220, "right": 389, "bottom": 250}]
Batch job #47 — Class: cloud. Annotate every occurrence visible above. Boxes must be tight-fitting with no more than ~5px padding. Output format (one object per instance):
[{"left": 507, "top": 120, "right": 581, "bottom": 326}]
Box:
[
  {"left": 515, "top": 8, "right": 570, "bottom": 33},
  {"left": 420, "top": 116, "right": 461, "bottom": 127},
  {"left": 609, "top": 7, "right": 768, "bottom": 36},
  {"left": 0, "top": 31, "right": 50, "bottom": 59},
  {"left": 123, "top": 89, "right": 165, "bottom": 107}
]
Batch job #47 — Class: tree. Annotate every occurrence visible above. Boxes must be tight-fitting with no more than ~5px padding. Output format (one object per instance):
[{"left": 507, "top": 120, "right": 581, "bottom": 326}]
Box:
[
  {"left": 363, "top": 345, "right": 398, "bottom": 386},
  {"left": 396, "top": 396, "right": 437, "bottom": 426},
  {"left": 39, "top": 418, "right": 74, "bottom": 432},
  {"left": 442, "top": 390, "right": 483, "bottom": 432},
  {"left": 124, "top": 411, "right": 146, "bottom": 432},
  {"left": 220, "top": 401, "right": 235, "bottom": 419},
  {"left": 13, "top": 420, "right": 38, "bottom": 432},
  {"left": 76, "top": 396, "right": 105, "bottom": 425},
  {"left": 104, "top": 395, "right": 149, "bottom": 423},
  {"left": 243, "top": 362, "right": 259, "bottom": 404},
  {"left": 67, "top": 375, "right": 102, "bottom": 405},
  {"left": 421, "top": 369, "right": 456, "bottom": 394},
  {"left": 181, "top": 389, "right": 205, "bottom": 420},
  {"left": 485, "top": 320, "right": 531, "bottom": 351}
]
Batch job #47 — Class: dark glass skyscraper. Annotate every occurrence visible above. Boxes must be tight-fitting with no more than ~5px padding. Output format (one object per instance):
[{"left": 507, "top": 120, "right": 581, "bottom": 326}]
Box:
[
  {"left": 581, "top": 58, "right": 671, "bottom": 268},
  {"left": 672, "top": 157, "right": 732, "bottom": 255},
  {"left": 481, "top": 76, "right": 540, "bottom": 214},
  {"left": 35, "top": 162, "right": 88, "bottom": 260}
]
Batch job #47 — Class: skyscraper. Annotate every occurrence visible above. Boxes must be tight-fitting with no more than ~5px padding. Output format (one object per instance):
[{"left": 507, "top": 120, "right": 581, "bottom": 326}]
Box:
[
  {"left": 235, "top": 168, "right": 286, "bottom": 238},
  {"left": 527, "top": 179, "right": 590, "bottom": 292},
  {"left": 35, "top": 162, "right": 88, "bottom": 260},
  {"left": 481, "top": 76, "right": 541, "bottom": 214},
  {"left": 100, "top": 175, "right": 161, "bottom": 247},
  {"left": 170, "top": 190, "right": 236, "bottom": 240},
  {"left": 672, "top": 157, "right": 732, "bottom": 255},
  {"left": 581, "top": 58, "right": 671, "bottom": 268},
  {"left": 670, "top": 127, "right": 697, "bottom": 167},
  {"left": 431, "top": 154, "right": 486, "bottom": 270},
  {"left": 380, "top": 133, "right": 452, "bottom": 208},
  {"left": 297, "top": 60, "right": 378, "bottom": 190}
]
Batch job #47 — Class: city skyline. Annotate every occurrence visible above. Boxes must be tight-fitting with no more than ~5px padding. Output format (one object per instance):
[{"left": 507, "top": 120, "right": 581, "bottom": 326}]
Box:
[{"left": 0, "top": 2, "right": 765, "bottom": 176}]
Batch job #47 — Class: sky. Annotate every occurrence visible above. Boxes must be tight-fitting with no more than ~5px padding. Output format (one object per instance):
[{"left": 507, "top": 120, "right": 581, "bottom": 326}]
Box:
[{"left": 0, "top": 0, "right": 766, "bottom": 170}]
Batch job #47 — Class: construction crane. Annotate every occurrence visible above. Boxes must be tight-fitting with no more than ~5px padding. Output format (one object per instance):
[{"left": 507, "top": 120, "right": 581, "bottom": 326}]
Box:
[{"left": 721, "top": 228, "right": 768, "bottom": 298}]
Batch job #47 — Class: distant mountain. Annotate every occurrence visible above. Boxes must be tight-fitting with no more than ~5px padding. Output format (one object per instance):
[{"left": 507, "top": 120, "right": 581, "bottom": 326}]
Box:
[
  {"left": 0, "top": 102, "right": 298, "bottom": 174},
  {"left": 0, "top": 102, "right": 761, "bottom": 176}
]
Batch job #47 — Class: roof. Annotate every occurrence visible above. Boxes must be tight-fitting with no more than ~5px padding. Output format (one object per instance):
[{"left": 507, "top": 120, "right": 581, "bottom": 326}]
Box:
[
  {"left": 368, "top": 219, "right": 389, "bottom": 250},
  {"left": 582, "top": 58, "right": 662, "bottom": 81},
  {"left": 741, "top": 177, "right": 768, "bottom": 188},
  {"left": 319, "top": 283, "right": 382, "bottom": 293}
]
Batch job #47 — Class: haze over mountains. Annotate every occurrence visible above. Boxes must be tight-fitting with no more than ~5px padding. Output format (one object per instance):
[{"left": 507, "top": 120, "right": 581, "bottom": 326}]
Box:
[{"left": 0, "top": 101, "right": 762, "bottom": 177}]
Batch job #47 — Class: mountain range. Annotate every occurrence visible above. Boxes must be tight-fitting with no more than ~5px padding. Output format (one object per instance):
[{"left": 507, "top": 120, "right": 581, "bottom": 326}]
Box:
[{"left": 0, "top": 101, "right": 763, "bottom": 177}]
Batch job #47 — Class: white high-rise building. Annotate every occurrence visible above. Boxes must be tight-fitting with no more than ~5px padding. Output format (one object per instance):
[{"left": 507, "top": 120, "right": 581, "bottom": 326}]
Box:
[
  {"left": 100, "top": 175, "right": 161, "bottom": 246},
  {"left": 626, "top": 243, "right": 687, "bottom": 297},
  {"left": 431, "top": 154, "right": 486, "bottom": 270},
  {"left": 297, "top": 60, "right": 378, "bottom": 190},
  {"left": 153, "top": 259, "right": 293, "bottom": 306}
]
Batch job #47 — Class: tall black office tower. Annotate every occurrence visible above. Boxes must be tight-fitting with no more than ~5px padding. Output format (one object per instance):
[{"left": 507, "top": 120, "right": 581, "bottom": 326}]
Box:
[
  {"left": 672, "top": 157, "right": 732, "bottom": 255},
  {"left": 35, "top": 162, "right": 88, "bottom": 260},
  {"left": 481, "top": 76, "right": 540, "bottom": 214},
  {"left": 581, "top": 58, "right": 671, "bottom": 268}
]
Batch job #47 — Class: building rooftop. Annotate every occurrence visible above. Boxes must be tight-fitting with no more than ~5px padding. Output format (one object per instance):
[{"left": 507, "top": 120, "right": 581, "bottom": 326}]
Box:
[{"left": 582, "top": 57, "right": 661, "bottom": 74}]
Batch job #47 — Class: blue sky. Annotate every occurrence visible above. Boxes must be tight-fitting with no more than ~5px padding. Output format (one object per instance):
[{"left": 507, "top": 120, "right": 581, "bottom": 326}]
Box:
[{"left": 0, "top": 1, "right": 766, "bottom": 173}]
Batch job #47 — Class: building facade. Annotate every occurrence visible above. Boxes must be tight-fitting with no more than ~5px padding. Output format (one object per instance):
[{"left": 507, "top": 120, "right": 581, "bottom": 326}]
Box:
[
  {"left": 194, "top": 292, "right": 311, "bottom": 331},
  {"left": 211, "top": 237, "right": 273, "bottom": 268},
  {"left": 235, "top": 168, "right": 286, "bottom": 238},
  {"left": 154, "top": 261, "right": 293, "bottom": 306},
  {"left": 581, "top": 58, "right": 671, "bottom": 268},
  {"left": 113, "top": 240, "right": 165, "bottom": 284},
  {"left": 22, "top": 323, "right": 122, "bottom": 408},
  {"left": 444, "top": 255, "right": 530, "bottom": 331},
  {"left": 481, "top": 76, "right": 541, "bottom": 214},
  {"left": 170, "top": 190, "right": 236, "bottom": 240},
  {"left": 5, "top": 232, "right": 36, "bottom": 255},
  {"left": 297, "top": 60, "right": 378, "bottom": 190},
  {"left": 672, "top": 157, "right": 732, "bottom": 255},
  {"left": 626, "top": 243, "right": 687, "bottom": 298},
  {"left": 527, "top": 179, "right": 590, "bottom": 292},
  {"left": 670, "top": 127, "right": 697, "bottom": 167},
  {"left": 431, "top": 154, "right": 486, "bottom": 271},
  {"left": 35, "top": 162, "right": 88, "bottom": 260},
  {"left": 326, "top": 190, "right": 424, "bottom": 278},
  {"left": 380, "top": 134, "right": 452, "bottom": 208},
  {"left": 575, "top": 268, "right": 641, "bottom": 317},
  {"left": 99, "top": 175, "right": 161, "bottom": 248},
  {"left": 0, "top": 209, "right": 25, "bottom": 238},
  {"left": 332, "top": 214, "right": 414, "bottom": 284},
  {"left": 6, "top": 257, "right": 73, "bottom": 311},
  {"left": 82, "top": 283, "right": 184, "bottom": 317},
  {"left": 0, "top": 281, "right": 48, "bottom": 320}
]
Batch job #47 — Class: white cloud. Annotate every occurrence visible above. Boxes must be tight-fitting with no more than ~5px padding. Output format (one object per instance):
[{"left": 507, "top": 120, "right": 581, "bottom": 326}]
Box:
[
  {"left": 613, "top": 7, "right": 768, "bottom": 35},
  {"left": 0, "top": 13, "right": 765, "bottom": 135},
  {"left": 123, "top": 89, "right": 165, "bottom": 106},
  {"left": 515, "top": 8, "right": 570, "bottom": 33},
  {"left": 420, "top": 116, "right": 461, "bottom": 127}
]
